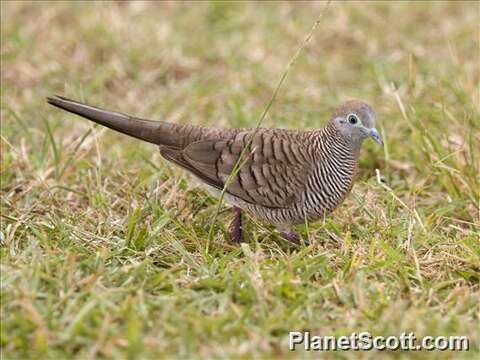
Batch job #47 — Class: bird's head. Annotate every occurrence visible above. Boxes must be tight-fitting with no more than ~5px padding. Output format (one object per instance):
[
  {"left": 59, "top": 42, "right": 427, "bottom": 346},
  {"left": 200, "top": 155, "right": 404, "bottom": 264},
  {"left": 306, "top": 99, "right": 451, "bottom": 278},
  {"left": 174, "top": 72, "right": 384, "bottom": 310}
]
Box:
[{"left": 329, "top": 100, "right": 383, "bottom": 149}]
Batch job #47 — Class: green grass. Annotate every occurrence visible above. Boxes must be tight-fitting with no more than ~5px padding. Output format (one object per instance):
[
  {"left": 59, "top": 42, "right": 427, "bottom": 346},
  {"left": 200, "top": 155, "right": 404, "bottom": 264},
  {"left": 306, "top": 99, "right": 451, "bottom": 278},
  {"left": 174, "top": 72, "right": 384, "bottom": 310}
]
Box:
[{"left": 1, "top": 1, "right": 479, "bottom": 359}]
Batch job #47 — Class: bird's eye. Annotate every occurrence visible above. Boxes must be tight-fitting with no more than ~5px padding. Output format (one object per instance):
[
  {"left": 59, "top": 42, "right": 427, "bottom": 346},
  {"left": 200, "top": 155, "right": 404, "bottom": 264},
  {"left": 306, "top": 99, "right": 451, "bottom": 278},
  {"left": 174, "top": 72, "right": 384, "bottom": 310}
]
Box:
[{"left": 348, "top": 114, "right": 358, "bottom": 125}]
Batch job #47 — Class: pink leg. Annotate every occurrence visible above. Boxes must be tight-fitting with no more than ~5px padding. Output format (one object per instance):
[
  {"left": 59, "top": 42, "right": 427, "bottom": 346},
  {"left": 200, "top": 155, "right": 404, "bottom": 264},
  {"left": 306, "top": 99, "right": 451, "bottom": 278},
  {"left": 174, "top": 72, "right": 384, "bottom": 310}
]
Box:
[{"left": 229, "top": 206, "right": 243, "bottom": 243}]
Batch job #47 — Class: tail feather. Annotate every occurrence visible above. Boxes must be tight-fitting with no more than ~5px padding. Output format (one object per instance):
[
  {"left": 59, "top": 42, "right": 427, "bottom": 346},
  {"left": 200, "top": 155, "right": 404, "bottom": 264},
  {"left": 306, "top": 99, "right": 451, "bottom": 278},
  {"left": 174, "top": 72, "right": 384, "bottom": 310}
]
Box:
[
  {"left": 47, "top": 95, "right": 243, "bottom": 149},
  {"left": 47, "top": 95, "right": 163, "bottom": 145}
]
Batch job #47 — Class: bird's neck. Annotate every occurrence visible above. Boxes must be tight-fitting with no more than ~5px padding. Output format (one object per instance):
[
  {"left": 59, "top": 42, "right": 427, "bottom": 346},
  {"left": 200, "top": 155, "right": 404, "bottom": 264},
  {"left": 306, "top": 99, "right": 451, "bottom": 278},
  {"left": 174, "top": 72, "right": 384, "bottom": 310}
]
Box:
[{"left": 310, "top": 125, "right": 361, "bottom": 161}]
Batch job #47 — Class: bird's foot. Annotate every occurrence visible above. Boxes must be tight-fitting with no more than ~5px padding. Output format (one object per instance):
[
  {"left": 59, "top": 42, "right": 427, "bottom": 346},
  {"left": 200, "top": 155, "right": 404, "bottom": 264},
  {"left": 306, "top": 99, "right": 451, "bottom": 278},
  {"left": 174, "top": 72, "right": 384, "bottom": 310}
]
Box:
[
  {"left": 228, "top": 206, "right": 243, "bottom": 243},
  {"left": 280, "top": 231, "right": 302, "bottom": 245}
]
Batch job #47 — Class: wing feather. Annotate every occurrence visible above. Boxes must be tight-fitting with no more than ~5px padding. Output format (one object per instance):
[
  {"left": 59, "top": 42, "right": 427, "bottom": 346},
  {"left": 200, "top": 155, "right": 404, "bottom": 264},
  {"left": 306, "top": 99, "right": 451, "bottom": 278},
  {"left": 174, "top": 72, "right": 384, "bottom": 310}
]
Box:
[{"left": 162, "top": 130, "right": 312, "bottom": 209}]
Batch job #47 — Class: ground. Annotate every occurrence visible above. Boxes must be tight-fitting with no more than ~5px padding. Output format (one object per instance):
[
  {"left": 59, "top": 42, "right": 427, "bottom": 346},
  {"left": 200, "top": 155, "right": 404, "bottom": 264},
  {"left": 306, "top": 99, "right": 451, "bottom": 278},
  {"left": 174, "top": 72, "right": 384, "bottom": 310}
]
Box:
[{"left": 1, "top": 1, "right": 479, "bottom": 359}]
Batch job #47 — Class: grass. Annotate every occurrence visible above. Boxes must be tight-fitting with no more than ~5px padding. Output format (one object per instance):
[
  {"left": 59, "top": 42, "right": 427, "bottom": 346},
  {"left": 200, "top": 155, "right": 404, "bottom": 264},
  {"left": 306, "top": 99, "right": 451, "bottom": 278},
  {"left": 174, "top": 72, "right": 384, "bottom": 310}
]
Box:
[{"left": 1, "top": 1, "right": 479, "bottom": 359}]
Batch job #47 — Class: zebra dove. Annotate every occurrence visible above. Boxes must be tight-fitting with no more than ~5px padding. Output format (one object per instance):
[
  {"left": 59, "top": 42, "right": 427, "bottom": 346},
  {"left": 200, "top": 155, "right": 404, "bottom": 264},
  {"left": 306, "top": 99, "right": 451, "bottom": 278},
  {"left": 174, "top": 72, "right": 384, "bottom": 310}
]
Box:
[{"left": 47, "top": 95, "right": 383, "bottom": 244}]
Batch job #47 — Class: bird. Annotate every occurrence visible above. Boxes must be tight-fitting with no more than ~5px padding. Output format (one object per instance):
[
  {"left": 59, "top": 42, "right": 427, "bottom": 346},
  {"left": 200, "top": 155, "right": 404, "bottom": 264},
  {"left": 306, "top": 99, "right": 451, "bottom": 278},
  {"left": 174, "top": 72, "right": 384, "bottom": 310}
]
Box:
[{"left": 47, "top": 95, "right": 383, "bottom": 244}]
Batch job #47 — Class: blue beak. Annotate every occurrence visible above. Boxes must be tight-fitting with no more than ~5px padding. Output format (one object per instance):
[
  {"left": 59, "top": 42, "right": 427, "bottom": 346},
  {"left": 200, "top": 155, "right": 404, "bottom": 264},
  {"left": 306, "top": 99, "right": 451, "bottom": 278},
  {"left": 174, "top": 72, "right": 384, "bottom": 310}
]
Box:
[{"left": 369, "top": 128, "right": 383, "bottom": 146}]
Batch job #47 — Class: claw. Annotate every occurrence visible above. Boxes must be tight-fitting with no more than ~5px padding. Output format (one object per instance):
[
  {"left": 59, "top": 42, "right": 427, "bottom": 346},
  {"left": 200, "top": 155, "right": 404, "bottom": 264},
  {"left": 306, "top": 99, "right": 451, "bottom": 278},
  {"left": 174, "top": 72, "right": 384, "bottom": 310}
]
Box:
[{"left": 280, "top": 231, "right": 302, "bottom": 245}]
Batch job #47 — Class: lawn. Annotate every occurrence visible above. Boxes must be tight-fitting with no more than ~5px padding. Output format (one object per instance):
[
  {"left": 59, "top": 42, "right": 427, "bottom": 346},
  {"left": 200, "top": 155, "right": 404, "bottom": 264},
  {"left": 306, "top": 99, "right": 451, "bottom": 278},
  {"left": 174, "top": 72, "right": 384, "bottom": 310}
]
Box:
[{"left": 1, "top": 1, "right": 479, "bottom": 359}]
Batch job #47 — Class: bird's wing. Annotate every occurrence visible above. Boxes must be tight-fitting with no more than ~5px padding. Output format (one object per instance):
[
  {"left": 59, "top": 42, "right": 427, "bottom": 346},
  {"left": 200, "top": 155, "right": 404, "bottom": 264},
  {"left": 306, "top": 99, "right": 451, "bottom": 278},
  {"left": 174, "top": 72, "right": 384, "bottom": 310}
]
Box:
[{"left": 160, "top": 130, "right": 313, "bottom": 209}]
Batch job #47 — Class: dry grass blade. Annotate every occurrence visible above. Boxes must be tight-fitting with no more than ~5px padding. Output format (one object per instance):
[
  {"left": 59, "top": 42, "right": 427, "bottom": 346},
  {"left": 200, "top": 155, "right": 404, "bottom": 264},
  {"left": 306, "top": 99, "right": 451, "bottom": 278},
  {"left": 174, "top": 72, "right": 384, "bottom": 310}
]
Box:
[{"left": 206, "top": 1, "right": 332, "bottom": 251}]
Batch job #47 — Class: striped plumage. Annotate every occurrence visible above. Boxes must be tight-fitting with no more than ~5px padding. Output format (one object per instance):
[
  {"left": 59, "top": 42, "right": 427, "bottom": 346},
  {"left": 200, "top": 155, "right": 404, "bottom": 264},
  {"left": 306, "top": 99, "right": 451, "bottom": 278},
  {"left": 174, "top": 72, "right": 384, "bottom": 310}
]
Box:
[{"left": 47, "top": 95, "right": 383, "bottom": 244}]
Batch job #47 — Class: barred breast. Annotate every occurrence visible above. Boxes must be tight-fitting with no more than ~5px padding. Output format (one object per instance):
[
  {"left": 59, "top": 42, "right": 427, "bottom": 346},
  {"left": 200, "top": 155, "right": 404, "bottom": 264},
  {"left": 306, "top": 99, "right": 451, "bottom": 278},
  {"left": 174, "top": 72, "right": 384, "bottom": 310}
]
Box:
[{"left": 238, "top": 126, "right": 358, "bottom": 225}]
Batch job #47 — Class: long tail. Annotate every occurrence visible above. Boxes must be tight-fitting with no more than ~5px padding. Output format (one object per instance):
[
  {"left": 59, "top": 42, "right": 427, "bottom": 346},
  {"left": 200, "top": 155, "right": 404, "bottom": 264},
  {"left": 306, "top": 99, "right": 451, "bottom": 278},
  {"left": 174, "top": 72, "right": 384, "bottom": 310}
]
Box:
[{"left": 47, "top": 95, "right": 163, "bottom": 145}]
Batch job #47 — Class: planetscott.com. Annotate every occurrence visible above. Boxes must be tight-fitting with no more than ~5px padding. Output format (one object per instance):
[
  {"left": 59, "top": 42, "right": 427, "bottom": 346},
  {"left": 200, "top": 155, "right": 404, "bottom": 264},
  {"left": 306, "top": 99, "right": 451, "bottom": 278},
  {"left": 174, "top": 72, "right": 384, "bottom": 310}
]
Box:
[{"left": 289, "top": 332, "right": 469, "bottom": 351}]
